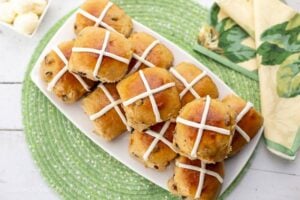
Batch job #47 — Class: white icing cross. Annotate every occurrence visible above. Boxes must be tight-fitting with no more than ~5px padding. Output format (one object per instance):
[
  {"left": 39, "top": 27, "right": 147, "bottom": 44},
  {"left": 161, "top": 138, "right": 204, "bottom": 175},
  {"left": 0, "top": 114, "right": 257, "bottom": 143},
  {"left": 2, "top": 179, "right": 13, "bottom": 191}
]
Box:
[
  {"left": 47, "top": 46, "right": 90, "bottom": 92},
  {"left": 234, "top": 102, "right": 253, "bottom": 143},
  {"left": 90, "top": 84, "right": 131, "bottom": 131},
  {"left": 128, "top": 40, "right": 160, "bottom": 75},
  {"left": 176, "top": 160, "right": 223, "bottom": 199},
  {"left": 170, "top": 67, "right": 207, "bottom": 99},
  {"left": 72, "top": 30, "right": 130, "bottom": 80},
  {"left": 77, "top": 1, "right": 117, "bottom": 33},
  {"left": 143, "top": 120, "right": 177, "bottom": 161},
  {"left": 123, "top": 70, "right": 175, "bottom": 123},
  {"left": 176, "top": 95, "right": 231, "bottom": 158}
]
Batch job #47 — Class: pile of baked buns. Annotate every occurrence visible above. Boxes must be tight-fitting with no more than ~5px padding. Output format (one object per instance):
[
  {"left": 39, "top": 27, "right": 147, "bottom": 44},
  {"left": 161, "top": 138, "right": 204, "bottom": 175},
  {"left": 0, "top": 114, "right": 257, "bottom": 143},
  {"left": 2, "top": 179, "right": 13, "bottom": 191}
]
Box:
[{"left": 40, "top": 0, "right": 264, "bottom": 199}]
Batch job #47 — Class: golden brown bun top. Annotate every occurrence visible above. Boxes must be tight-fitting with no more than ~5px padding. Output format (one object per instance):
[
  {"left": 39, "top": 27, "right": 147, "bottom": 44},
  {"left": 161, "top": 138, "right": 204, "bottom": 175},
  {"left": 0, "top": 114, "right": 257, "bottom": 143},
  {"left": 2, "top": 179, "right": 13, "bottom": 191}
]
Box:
[
  {"left": 222, "top": 94, "right": 264, "bottom": 130},
  {"left": 75, "top": 0, "right": 133, "bottom": 37},
  {"left": 41, "top": 40, "right": 74, "bottom": 83},
  {"left": 180, "top": 98, "right": 235, "bottom": 136},
  {"left": 147, "top": 122, "right": 175, "bottom": 144},
  {"left": 172, "top": 62, "right": 219, "bottom": 106},
  {"left": 40, "top": 40, "right": 95, "bottom": 103},
  {"left": 58, "top": 40, "right": 74, "bottom": 60},
  {"left": 170, "top": 156, "right": 224, "bottom": 200},
  {"left": 75, "top": 26, "right": 132, "bottom": 60},
  {"left": 81, "top": 83, "right": 128, "bottom": 140},
  {"left": 82, "top": 83, "right": 121, "bottom": 116},
  {"left": 175, "top": 97, "right": 235, "bottom": 162},
  {"left": 176, "top": 156, "right": 224, "bottom": 186},
  {"left": 222, "top": 94, "right": 264, "bottom": 156},
  {"left": 133, "top": 122, "right": 175, "bottom": 148},
  {"left": 117, "top": 67, "right": 181, "bottom": 131},
  {"left": 69, "top": 26, "right": 132, "bottom": 82},
  {"left": 129, "top": 32, "right": 174, "bottom": 69},
  {"left": 223, "top": 94, "right": 256, "bottom": 116},
  {"left": 117, "top": 67, "right": 177, "bottom": 101},
  {"left": 129, "top": 121, "right": 177, "bottom": 170},
  {"left": 131, "top": 122, "right": 176, "bottom": 154}
]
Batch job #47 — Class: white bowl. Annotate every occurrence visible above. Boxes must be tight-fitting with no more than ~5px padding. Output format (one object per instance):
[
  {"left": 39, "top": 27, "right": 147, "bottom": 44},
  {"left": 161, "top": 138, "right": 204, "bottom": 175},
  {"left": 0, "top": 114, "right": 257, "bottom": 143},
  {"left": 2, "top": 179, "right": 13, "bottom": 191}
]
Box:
[{"left": 0, "top": 0, "right": 51, "bottom": 37}]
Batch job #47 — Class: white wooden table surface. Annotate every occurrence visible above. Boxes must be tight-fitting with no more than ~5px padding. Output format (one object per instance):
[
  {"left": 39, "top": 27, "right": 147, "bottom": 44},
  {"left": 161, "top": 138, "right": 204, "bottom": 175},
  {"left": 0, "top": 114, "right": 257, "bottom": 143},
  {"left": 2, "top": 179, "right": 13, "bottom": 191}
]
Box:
[{"left": 0, "top": 0, "right": 300, "bottom": 199}]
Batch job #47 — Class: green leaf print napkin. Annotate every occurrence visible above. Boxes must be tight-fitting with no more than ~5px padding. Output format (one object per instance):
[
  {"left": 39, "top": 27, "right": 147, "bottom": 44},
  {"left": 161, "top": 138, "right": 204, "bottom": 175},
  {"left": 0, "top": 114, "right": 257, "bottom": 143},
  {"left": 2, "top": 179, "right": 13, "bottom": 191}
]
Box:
[
  {"left": 196, "top": 1, "right": 258, "bottom": 81},
  {"left": 254, "top": 0, "right": 300, "bottom": 160},
  {"left": 196, "top": 0, "right": 300, "bottom": 160}
]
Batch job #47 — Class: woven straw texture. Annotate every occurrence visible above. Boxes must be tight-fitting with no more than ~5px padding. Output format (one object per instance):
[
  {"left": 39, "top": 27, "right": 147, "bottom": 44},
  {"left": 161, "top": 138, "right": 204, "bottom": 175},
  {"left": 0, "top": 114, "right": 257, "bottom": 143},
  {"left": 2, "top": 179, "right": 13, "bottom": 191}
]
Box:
[{"left": 22, "top": 0, "right": 260, "bottom": 199}]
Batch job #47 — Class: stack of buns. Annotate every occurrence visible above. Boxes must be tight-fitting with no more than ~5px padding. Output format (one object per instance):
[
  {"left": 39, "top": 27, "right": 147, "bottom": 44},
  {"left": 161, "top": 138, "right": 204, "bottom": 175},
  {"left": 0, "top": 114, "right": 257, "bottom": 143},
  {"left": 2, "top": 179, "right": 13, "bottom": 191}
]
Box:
[{"left": 40, "top": 0, "right": 264, "bottom": 199}]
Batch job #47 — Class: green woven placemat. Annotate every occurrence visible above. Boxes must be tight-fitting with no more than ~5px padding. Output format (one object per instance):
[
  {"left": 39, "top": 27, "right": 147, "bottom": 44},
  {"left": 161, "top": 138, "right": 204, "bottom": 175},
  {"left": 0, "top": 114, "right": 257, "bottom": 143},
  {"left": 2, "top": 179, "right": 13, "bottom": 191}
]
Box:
[{"left": 22, "top": 0, "right": 260, "bottom": 199}]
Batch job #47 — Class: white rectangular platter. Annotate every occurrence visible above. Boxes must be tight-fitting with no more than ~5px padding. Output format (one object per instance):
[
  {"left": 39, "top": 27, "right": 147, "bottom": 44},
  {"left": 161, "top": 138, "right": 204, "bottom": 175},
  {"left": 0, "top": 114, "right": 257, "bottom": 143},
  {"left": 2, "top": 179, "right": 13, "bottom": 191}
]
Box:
[{"left": 30, "top": 9, "right": 263, "bottom": 194}]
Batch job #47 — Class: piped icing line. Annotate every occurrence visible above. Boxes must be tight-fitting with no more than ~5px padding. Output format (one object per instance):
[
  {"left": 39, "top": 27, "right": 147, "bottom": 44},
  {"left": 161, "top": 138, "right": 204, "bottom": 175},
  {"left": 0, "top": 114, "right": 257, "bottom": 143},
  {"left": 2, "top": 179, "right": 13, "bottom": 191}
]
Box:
[
  {"left": 143, "top": 121, "right": 177, "bottom": 161},
  {"left": 72, "top": 30, "right": 130, "bottom": 80},
  {"left": 77, "top": 1, "right": 117, "bottom": 33},
  {"left": 236, "top": 102, "right": 253, "bottom": 122},
  {"left": 53, "top": 46, "right": 68, "bottom": 64},
  {"left": 176, "top": 161, "right": 223, "bottom": 199},
  {"left": 47, "top": 66, "right": 68, "bottom": 91},
  {"left": 123, "top": 82, "right": 175, "bottom": 106},
  {"left": 123, "top": 70, "right": 175, "bottom": 123},
  {"left": 170, "top": 67, "right": 207, "bottom": 99},
  {"left": 128, "top": 40, "right": 160, "bottom": 75},
  {"left": 234, "top": 102, "right": 253, "bottom": 142},
  {"left": 47, "top": 46, "right": 90, "bottom": 92},
  {"left": 176, "top": 96, "right": 231, "bottom": 158},
  {"left": 235, "top": 126, "right": 250, "bottom": 142},
  {"left": 89, "top": 84, "right": 131, "bottom": 131},
  {"left": 72, "top": 73, "right": 91, "bottom": 92},
  {"left": 93, "top": 30, "right": 109, "bottom": 79},
  {"left": 71, "top": 48, "right": 130, "bottom": 64},
  {"left": 192, "top": 95, "right": 211, "bottom": 158},
  {"left": 176, "top": 118, "right": 230, "bottom": 135}
]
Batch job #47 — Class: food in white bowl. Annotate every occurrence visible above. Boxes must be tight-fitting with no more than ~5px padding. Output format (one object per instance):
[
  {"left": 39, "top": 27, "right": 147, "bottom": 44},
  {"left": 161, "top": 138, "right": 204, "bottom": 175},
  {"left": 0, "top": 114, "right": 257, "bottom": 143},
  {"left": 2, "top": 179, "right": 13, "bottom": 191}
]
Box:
[
  {"left": 0, "top": 2, "right": 16, "bottom": 24},
  {"left": 11, "top": 0, "right": 47, "bottom": 15},
  {"left": 0, "top": 0, "right": 48, "bottom": 35},
  {"left": 13, "top": 12, "right": 39, "bottom": 35}
]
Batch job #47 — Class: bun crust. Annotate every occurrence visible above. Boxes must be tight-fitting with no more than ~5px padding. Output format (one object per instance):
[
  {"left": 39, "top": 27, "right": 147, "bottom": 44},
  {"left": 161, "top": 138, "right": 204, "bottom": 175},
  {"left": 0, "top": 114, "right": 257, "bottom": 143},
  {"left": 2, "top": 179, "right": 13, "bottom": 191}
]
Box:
[
  {"left": 222, "top": 94, "right": 264, "bottom": 157},
  {"left": 168, "top": 156, "right": 224, "bottom": 200},
  {"left": 40, "top": 40, "right": 95, "bottom": 103},
  {"left": 128, "top": 32, "right": 173, "bottom": 73},
  {"left": 69, "top": 27, "right": 132, "bottom": 82},
  {"left": 74, "top": 0, "right": 133, "bottom": 37},
  {"left": 117, "top": 68, "right": 181, "bottom": 131},
  {"left": 171, "top": 62, "right": 219, "bottom": 106},
  {"left": 129, "top": 122, "right": 177, "bottom": 170},
  {"left": 82, "top": 83, "right": 128, "bottom": 140},
  {"left": 174, "top": 97, "right": 235, "bottom": 163}
]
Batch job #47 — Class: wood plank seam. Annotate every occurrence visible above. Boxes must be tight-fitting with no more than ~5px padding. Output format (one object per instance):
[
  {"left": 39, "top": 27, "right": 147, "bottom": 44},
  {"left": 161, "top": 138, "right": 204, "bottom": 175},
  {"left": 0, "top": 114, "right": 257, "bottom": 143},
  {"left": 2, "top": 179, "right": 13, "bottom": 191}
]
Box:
[
  {"left": 0, "top": 82, "right": 23, "bottom": 84},
  {"left": 0, "top": 129, "right": 24, "bottom": 132},
  {"left": 250, "top": 168, "right": 299, "bottom": 176}
]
